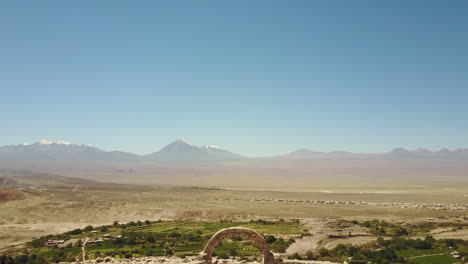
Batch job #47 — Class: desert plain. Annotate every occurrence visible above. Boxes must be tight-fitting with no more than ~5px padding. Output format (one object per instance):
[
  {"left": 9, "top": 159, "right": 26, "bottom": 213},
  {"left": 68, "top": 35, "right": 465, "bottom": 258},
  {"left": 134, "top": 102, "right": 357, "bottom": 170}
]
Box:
[{"left": 1, "top": 171, "right": 467, "bottom": 255}]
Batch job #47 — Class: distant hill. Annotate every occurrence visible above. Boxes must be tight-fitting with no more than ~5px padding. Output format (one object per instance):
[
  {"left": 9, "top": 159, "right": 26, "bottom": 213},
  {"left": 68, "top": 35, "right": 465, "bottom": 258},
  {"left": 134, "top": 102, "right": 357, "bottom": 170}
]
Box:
[
  {"left": 146, "top": 138, "right": 243, "bottom": 163},
  {"left": 0, "top": 139, "right": 243, "bottom": 164},
  {"left": 0, "top": 139, "right": 467, "bottom": 187},
  {"left": 1, "top": 139, "right": 467, "bottom": 163},
  {"left": 0, "top": 171, "right": 107, "bottom": 187},
  {"left": 0, "top": 176, "right": 22, "bottom": 188},
  {"left": 0, "top": 140, "right": 140, "bottom": 162}
]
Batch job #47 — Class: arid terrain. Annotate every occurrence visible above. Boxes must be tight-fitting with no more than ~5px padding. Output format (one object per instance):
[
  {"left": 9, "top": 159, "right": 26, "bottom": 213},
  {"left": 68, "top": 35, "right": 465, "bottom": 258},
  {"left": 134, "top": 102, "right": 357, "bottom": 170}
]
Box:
[{"left": 1, "top": 172, "right": 467, "bottom": 254}]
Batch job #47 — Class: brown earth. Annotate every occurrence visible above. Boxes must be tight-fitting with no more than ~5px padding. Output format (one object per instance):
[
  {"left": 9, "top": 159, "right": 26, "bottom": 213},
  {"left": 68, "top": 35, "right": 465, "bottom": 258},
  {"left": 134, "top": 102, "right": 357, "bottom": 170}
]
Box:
[
  {"left": 0, "top": 189, "right": 25, "bottom": 202},
  {"left": 0, "top": 181, "right": 467, "bottom": 252}
]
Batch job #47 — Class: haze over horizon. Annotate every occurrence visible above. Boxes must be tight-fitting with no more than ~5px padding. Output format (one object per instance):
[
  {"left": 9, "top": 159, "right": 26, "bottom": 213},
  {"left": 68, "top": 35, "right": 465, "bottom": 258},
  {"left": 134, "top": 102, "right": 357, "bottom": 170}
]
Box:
[
  {"left": 1, "top": 0, "right": 468, "bottom": 156},
  {"left": 1, "top": 138, "right": 467, "bottom": 157}
]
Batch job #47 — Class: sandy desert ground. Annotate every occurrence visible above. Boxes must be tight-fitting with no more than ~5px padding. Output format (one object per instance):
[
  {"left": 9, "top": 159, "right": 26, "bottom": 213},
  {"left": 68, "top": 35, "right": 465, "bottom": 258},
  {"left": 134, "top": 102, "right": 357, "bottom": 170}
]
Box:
[{"left": 1, "top": 176, "right": 467, "bottom": 252}]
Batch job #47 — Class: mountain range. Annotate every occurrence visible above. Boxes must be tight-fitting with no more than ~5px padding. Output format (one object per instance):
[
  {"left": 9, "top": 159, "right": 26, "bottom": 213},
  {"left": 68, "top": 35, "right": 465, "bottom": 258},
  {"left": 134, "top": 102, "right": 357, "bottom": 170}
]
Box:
[
  {"left": 1, "top": 138, "right": 467, "bottom": 162},
  {"left": 0, "top": 139, "right": 467, "bottom": 187}
]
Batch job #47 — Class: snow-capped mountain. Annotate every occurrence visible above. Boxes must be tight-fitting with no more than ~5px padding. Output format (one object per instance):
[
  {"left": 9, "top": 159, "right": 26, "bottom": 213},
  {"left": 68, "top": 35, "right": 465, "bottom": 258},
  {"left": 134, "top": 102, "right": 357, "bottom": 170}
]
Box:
[
  {"left": 1, "top": 139, "right": 467, "bottom": 163},
  {"left": 147, "top": 138, "right": 242, "bottom": 163},
  {"left": 0, "top": 139, "right": 467, "bottom": 185},
  {"left": 0, "top": 138, "right": 243, "bottom": 164},
  {"left": 0, "top": 140, "right": 140, "bottom": 161}
]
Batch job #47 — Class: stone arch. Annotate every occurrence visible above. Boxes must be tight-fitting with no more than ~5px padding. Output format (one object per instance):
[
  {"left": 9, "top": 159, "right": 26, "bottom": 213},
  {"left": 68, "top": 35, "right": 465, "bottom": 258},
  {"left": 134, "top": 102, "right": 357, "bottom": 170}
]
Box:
[{"left": 199, "top": 227, "right": 277, "bottom": 264}]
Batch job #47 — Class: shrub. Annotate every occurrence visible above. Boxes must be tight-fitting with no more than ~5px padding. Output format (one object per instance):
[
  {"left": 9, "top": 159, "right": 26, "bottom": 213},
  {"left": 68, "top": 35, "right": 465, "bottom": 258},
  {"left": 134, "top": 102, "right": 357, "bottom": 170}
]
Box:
[
  {"left": 68, "top": 228, "right": 83, "bottom": 235},
  {"left": 377, "top": 237, "right": 386, "bottom": 247},
  {"left": 146, "top": 236, "right": 155, "bottom": 243},
  {"left": 265, "top": 235, "right": 277, "bottom": 243},
  {"left": 270, "top": 238, "right": 288, "bottom": 253},
  {"left": 74, "top": 239, "right": 83, "bottom": 247},
  {"left": 319, "top": 248, "right": 330, "bottom": 257},
  {"left": 305, "top": 250, "right": 315, "bottom": 260},
  {"left": 289, "top": 252, "right": 302, "bottom": 260}
]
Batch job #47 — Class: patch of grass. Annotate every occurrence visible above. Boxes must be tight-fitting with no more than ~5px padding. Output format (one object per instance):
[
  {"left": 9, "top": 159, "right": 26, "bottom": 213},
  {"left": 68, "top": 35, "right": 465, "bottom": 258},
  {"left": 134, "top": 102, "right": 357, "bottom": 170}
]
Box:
[
  {"left": 134, "top": 221, "right": 303, "bottom": 236},
  {"left": 213, "top": 241, "right": 261, "bottom": 257},
  {"left": 139, "top": 247, "right": 165, "bottom": 256},
  {"left": 408, "top": 254, "right": 458, "bottom": 264},
  {"left": 397, "top": 248, "right": 446, "bottom": 258},
  {"left": 87, "top": 244, "right": 121, "bottom": 252},
  {"left": 36, "top": 247, "right": 82, "bottom": 258},
  {"left": 36, "top": 248, "right": 55, "bottom": 258}
]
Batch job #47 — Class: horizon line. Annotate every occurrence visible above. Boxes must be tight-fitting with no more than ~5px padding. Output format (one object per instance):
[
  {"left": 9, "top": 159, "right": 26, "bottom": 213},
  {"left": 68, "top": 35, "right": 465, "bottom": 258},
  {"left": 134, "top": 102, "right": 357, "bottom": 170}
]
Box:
[{"left": 1, "top": 138, "right": 467, "bottom": 158}]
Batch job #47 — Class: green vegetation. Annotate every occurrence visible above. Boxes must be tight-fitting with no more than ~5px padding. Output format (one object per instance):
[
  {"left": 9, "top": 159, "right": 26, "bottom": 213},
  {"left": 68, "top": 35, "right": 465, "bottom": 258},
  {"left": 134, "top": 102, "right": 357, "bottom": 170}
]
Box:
[
  {"left": 359, "top": 219, "right": 410, "bottom": 236},
  {"left": 290, "top": 236, "right": 467, "bottom": 264},
  {"left": 350, "top": 219, "right": 467, "bottom": 236},
  {"left": 396, "top": 248, "right": 445, "bottom": 258},
  {"left": 3, "top": 218, "right": 467, "bottom": 264},
  {"left": 1, "top": 219, "right": 303, "bottom": 263},
  {"left": 406, "top": 254, "right": 458, "bottom": 264}
]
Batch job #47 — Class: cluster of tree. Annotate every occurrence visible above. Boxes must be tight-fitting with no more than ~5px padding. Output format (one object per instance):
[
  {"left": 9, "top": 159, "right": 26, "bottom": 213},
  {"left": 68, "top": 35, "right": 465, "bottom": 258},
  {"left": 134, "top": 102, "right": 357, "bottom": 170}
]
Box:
[
  {"left": 0, "top": 249, "right": 77, "bottom": 264},
  {"left": 263, "top": 235, "right": 295, "bottom": 253},
  {"left": 376, "top": 236, "right": 435, "bottom": 250},
  {"left": 290, "top": 243, "right": 403, "bottom": 264},
  {"left": 359, "top": 219, "right": 409, "bottom": 236},
  {"left": 0, "top": 254, "right": 47, "bottom": 264},
  {"left": 289, "top": 236, "right": 468, "bottom": 264},
  {"left": 66, "top": 225, "right": 109, "bottom": 235},
  {"left": 113, "top": 220, "right": 156, "bottom": 230},
  {"left": 248, "top": 218, "right": 300, "bottom": 225}
]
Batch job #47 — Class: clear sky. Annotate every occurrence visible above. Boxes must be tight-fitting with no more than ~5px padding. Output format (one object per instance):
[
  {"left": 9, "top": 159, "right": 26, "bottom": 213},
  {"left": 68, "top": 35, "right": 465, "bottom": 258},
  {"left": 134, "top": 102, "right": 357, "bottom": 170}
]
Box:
[{"left": 1, "top": 0, "right": 467, "bottom": 156}]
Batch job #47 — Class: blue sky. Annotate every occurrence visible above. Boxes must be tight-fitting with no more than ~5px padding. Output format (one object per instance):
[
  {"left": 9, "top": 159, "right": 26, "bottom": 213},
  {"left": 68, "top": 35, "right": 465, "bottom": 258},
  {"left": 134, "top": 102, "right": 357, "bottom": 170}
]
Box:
[{"left": 1, "top": 0, "right": 467, "bottom": 156}]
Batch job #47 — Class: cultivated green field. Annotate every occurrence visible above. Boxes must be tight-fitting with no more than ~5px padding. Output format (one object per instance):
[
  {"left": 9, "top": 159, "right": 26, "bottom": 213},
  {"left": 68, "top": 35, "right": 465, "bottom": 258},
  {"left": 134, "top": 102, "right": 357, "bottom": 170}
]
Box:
[
  {"left": 26, "top": 220, "right": 303, "bottom": 262},
  {"left": 2, "top": 219, "right": 468, "bottom": 264},
  {"left": 407, "top": 254, "right": 458, "bottom": 264},
  {"left": 396, "top": 248, "right": 445, "bottom": 258}
]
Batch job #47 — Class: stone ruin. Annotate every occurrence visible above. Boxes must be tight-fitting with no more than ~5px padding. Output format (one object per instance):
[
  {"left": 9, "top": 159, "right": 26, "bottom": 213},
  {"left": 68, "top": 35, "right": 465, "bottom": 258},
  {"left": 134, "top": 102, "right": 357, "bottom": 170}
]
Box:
[{"left": 199, "top": 227, "right": 282, "bottom": 264}]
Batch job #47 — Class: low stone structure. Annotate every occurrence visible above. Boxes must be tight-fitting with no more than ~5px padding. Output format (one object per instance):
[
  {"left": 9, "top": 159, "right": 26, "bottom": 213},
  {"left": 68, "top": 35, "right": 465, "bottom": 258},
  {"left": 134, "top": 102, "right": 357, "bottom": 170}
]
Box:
[{"left": 199, "top": 227, "right": 281, "bottom": 264}]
